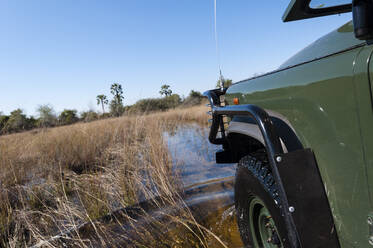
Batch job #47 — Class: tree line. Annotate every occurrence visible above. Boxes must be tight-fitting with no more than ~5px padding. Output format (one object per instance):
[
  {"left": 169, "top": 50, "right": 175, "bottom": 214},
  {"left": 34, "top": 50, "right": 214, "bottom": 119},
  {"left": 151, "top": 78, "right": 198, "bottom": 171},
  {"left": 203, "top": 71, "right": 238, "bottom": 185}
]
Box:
[
  {"left": 0, "top": 107, "right": 99, "bottom": 135},
  {"left": 0, "top": 82, "right": 211, "bottom": 135}
]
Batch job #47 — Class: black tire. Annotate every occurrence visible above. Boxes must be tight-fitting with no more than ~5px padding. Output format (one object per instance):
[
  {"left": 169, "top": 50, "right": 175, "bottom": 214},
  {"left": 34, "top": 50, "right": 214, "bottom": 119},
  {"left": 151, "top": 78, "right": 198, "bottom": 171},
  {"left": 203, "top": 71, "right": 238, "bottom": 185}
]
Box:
[{"left": 235, "top": 154, "right": 289, "bottom": 248}]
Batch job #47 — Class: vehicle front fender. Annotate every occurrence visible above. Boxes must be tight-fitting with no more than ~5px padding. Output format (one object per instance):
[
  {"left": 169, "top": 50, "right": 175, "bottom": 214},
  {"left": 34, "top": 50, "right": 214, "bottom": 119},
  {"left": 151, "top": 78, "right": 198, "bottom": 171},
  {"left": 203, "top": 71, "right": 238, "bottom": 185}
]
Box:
[{"left": 227, "top": 110, "right": 304, "bottom": 155}]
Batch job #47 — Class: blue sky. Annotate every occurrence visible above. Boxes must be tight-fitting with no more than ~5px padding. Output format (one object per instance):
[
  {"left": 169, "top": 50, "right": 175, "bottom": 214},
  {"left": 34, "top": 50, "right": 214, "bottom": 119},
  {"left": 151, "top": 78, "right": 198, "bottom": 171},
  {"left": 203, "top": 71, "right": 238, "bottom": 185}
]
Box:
[{"left": 0, "top": 0, "right": 351, "bottom": 116}]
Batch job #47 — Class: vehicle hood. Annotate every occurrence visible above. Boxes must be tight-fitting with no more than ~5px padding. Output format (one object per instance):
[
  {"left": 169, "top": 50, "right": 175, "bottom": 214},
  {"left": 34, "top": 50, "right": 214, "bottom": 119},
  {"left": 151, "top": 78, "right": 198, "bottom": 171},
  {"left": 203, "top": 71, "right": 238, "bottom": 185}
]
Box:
[{"left": 279, "top": 21, "right": 364, "bottom": 69}]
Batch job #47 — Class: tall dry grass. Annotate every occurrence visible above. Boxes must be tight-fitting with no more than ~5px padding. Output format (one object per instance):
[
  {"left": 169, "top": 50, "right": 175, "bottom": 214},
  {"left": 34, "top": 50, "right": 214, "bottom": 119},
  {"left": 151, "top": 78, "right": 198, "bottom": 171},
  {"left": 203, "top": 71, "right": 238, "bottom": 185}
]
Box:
[{"left": 0, "top": 105, "right": 229, "bottom": 247}]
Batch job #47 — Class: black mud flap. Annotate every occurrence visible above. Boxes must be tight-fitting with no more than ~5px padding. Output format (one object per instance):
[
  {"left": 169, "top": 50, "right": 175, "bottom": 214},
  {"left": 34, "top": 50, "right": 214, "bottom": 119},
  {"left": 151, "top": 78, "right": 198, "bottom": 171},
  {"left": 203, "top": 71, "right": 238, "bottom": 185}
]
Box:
[
  {"left": 216, "top": 149, "right": 236, "bottom": 163},
  {"left": 276, "top": 148, "right": 340, "bottom": 248}
]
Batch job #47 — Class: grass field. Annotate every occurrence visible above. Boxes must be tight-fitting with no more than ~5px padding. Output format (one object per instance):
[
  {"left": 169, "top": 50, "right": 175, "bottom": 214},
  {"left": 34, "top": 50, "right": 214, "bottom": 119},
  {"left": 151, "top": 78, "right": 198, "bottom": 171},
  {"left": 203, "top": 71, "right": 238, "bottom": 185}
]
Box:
[{"left": 0, "top": 105, "right": 233, "bottom": 247}]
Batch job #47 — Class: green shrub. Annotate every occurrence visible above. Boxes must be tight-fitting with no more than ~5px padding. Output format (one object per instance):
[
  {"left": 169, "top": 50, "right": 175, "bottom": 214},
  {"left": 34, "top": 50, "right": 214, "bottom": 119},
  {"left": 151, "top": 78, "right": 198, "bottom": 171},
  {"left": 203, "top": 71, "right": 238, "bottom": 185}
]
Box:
[
  {"left": 80, "top": 110, "right": 99, "bottom": 122},
  {"left": 130, "top": 94, "right": 182, "bottom": 113},
  {"left": 182, "top": 90, "right": 204, "bottom": 107},
  {"left": 3, "top": 109, "right": 28, "bottom": 133},
  {"left": 0, "top": 115, "right": 9, "bottom": 134},
  {"left": 59, "top": 109, "right": 79, "bottom": 125},
  {"left": 36, "top": 104, "right": 57, "bottom": 128}
]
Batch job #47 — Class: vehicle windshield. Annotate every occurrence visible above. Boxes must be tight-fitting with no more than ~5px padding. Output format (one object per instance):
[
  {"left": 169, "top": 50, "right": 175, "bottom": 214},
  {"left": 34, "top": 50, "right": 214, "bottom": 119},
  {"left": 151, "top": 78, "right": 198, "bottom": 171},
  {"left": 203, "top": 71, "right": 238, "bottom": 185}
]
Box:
[{"left": 309, "top": 0, "right": 351, "bottom": 8}]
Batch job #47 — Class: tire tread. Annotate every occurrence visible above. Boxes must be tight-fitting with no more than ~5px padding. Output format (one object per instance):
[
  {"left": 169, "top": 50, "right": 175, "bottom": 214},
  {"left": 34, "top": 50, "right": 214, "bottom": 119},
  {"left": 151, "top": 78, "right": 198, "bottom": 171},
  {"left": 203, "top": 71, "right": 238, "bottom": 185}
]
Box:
[{"left": 237, "top": 155, "right": 280, "bottom": 204}]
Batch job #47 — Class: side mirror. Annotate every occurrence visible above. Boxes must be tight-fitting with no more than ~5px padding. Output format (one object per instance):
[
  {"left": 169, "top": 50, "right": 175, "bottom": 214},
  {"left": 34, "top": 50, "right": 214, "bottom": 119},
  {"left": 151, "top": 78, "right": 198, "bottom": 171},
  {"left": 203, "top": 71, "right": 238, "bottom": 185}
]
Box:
[{"left": 353, "top": 0, "right": 373, "bottom": 40}]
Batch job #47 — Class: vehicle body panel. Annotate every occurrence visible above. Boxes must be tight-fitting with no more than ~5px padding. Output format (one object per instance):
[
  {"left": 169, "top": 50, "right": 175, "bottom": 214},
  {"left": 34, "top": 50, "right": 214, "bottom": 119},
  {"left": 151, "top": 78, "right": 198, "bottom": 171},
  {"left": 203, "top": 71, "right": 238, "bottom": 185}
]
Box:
[
  {"left": 279, "top": 22, "right": 364, "bottom": 69},
  {"left": 225, "top": 22, "right": 372, "bottom": 247},
  {"left": 357, "top": 46, "right": 373, "bottom": 208}
]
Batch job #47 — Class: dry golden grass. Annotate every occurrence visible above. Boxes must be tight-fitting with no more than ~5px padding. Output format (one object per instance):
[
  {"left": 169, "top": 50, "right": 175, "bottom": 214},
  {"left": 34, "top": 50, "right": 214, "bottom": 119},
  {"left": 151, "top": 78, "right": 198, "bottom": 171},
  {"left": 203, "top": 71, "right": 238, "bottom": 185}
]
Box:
[{"left": 0, "top": 105, "right": 230, "bottom": 247}]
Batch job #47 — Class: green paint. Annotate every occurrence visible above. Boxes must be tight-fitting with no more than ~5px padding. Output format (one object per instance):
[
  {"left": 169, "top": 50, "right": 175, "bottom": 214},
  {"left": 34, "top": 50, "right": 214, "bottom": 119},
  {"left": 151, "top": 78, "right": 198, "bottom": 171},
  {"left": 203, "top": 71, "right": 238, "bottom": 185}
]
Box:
[
  {"left": 225, "top": 21, "right": 373, "bottom": 247},
  {"left": 249, "top": 197, "right": 283, "bottom": 248}
]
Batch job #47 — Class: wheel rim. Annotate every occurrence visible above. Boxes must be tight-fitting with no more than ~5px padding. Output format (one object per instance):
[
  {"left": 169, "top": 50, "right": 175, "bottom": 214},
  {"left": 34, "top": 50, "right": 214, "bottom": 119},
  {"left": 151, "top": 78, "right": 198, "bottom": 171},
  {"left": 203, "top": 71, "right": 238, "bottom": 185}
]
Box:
[{"left": 248, "top": 197, "right": 283, "bottom": 248}]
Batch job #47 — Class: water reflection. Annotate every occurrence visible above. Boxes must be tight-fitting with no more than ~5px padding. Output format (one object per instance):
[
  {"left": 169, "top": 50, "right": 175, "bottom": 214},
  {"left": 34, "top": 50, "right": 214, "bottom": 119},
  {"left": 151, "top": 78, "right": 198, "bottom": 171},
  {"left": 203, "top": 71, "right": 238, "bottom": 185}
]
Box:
[
  {"left": 164, "top": 124, "right": 236, "bottom": 187},
  {"left": 164, "top": 124, "right": 243, "bottom": 247}
]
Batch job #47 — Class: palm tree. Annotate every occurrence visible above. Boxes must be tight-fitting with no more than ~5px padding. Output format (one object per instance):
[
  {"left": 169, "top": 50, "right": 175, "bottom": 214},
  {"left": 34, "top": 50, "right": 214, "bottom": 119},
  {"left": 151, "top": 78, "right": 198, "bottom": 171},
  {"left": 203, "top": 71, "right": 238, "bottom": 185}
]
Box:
[
  {"left": 110, "top": 83, "right": 125, "bottom": 116},
  {"left": 96, "top": 94, "right": 108, "bottom": 114},
  {"left": 159, "top": 84, "right": 172, "bottom": 97}
]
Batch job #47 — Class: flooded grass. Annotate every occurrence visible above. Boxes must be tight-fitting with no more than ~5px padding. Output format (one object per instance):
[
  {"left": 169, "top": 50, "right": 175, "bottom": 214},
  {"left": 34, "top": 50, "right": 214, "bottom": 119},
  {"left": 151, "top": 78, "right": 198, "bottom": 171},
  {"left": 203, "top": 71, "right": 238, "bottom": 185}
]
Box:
[{"left": 0, "top": 105, "right": 243, "bottom": 247}]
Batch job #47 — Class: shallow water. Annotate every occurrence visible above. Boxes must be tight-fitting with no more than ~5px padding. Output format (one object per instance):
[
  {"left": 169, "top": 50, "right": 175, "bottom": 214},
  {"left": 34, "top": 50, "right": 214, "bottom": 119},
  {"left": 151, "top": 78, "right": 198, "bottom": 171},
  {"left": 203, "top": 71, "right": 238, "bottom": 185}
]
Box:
[
  {"left": 164, "top": 123, "right": 236, "bottom": 187},
  {"left": 164, "top": 124, "right": 244, "bottom": 247}
]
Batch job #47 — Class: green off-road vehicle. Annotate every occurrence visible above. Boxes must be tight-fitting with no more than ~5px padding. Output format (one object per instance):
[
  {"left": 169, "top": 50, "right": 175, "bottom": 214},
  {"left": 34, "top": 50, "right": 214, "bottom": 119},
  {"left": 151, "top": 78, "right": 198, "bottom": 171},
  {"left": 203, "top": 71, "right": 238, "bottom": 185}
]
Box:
[{"left": 204, "top": 0, "right": 373, "bottom": 247}]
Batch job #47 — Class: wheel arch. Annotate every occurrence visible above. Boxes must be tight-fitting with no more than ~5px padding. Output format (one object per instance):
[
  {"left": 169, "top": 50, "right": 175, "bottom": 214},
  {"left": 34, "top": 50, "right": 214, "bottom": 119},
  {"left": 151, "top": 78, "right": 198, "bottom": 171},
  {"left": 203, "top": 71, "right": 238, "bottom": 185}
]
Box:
[{"left": 226, "top": 112, "right": 304, "bottom": 161}]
